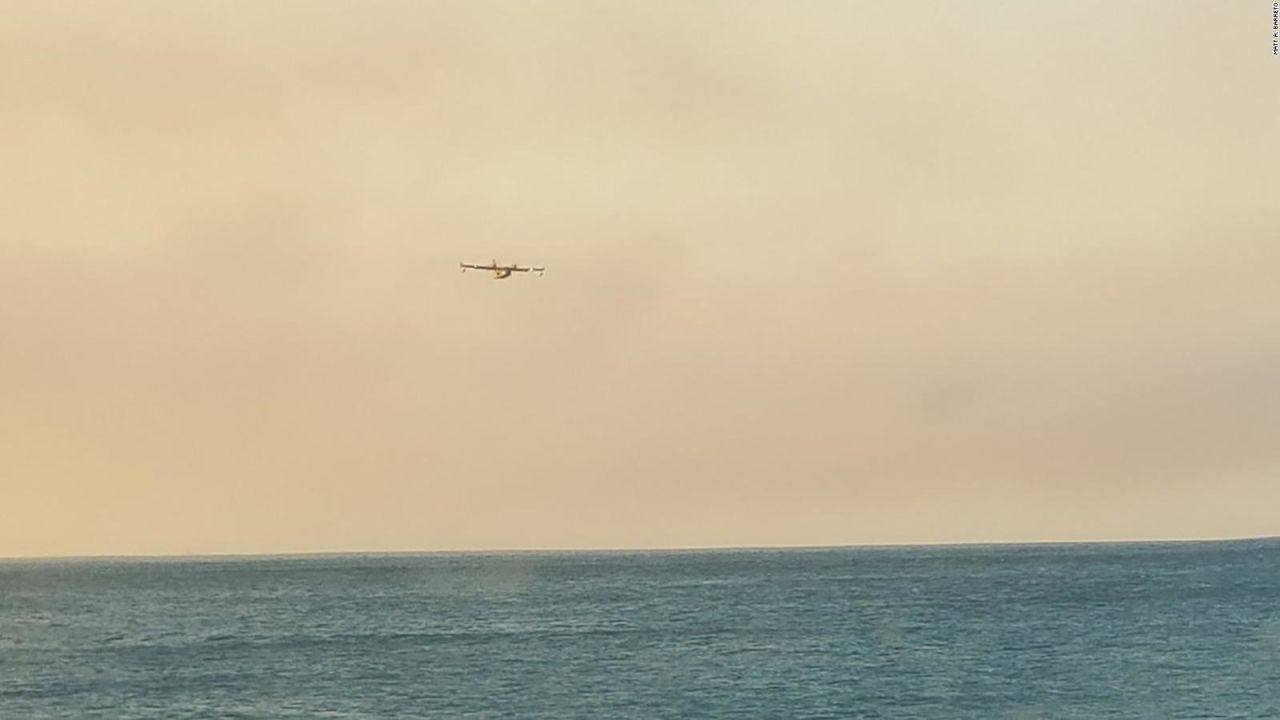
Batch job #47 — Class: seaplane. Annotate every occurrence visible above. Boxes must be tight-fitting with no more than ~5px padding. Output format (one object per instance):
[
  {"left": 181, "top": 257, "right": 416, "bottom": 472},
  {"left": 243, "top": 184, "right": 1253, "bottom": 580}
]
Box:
[{"left": 459, "top": 259, "right": 546, "bottom": 279}]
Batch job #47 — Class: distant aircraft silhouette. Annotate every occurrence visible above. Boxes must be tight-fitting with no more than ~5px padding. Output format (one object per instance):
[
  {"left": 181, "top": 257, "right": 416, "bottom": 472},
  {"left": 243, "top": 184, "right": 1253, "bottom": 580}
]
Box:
[{"left": 459, "top": 259, "right": 545, "bottom": 279}]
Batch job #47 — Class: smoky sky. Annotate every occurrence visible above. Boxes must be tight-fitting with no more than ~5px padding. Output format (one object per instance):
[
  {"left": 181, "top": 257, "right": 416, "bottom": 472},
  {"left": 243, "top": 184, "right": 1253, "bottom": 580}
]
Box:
[{"left": 1, "top": 1, "right": 1277, "bottom": 556}]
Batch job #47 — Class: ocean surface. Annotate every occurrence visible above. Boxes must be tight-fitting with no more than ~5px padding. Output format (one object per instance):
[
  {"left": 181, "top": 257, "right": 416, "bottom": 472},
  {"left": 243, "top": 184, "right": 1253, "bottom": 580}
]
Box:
[{"left": 3, "top": 540, "right": 1278, "bottom": 719}]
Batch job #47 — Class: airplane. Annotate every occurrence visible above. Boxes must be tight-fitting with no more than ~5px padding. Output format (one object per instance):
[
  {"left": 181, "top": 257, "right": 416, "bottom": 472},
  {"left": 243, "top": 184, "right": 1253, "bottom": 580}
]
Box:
[{"left": 459, "top": 259, "right": 546, "bottom": 279}]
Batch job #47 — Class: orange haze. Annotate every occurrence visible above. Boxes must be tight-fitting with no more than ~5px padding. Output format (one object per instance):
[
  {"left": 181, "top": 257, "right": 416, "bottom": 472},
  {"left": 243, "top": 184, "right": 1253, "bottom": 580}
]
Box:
[{"left": 2, "top": 2, "right": 1277, "bottom": 556}]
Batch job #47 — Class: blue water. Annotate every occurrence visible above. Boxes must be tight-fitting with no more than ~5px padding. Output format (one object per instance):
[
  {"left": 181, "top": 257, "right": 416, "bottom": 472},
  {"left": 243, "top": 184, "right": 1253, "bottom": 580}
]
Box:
[{"left": 3, "top": 540, "right": 1279, "bottom": 718}]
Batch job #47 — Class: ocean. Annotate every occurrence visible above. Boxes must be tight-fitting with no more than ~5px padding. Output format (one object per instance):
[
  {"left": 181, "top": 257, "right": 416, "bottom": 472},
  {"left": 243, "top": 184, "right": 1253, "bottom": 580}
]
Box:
[{"left": 3, "top": 540, "right": 1278, "bottom": 718}]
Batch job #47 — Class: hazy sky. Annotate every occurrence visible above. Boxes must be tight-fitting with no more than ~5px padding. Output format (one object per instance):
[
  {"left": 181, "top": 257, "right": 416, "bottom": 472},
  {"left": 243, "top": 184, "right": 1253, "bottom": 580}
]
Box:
[{"left": 2, "top": 2, "right": 1277, "bottom": 557}]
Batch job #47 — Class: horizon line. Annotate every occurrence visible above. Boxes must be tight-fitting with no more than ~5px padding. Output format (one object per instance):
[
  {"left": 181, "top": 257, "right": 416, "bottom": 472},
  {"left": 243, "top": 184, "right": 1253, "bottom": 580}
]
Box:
[{"left": 3, "top": 533, "right": 1277, "bottom": 563}]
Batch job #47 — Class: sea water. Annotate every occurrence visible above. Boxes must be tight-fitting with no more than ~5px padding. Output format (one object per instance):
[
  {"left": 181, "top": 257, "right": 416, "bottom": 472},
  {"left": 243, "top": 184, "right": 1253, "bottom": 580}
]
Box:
[{"left": 3, "top": 540, "right": 1278, "bottom": 718}]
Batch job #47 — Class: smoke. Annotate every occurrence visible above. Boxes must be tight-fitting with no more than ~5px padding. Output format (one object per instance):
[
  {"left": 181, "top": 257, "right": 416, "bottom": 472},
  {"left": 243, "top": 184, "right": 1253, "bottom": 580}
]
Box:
[{"left": 1, "top": 1, "right": 1277, "bottom": 556}]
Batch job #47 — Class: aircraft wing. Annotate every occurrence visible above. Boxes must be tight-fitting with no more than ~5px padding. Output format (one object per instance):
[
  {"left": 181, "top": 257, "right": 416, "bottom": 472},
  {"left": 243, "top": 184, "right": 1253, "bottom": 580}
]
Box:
[{"left": 459, "top": 261, "right": 544, "bottom": 273}]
